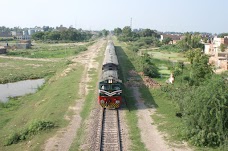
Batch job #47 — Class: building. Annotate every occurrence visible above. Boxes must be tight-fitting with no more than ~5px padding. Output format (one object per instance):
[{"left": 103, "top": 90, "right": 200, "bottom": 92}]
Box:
[
  {"left": 11, "top": 31, "right": 22, "bottom": 36},
  {"left": 160, "top": 34, "right": 183, "bottom": 44},
  {"left": 28, "top": 29, "right": 35, "bottom": 35},
  {"left": 204, "top": 37, "right": 228, "bottom": 55},
  {"left": 0, "top": 32, "right": 12, "bottom": 38},
  {"left": 209, "top": 52, "right": 228, "bottom": 71},
  {"left": 23, "top": 30, "right": 29, "bottom": 36},
  {"left": 205, "top": 36, "right": 228, "bottom": 71},
  {"left": 0, "top": 46, "right": 7, "bottom": 54},
  {"left": 16, "top": 35, "right": 31, "bottom": 40}
]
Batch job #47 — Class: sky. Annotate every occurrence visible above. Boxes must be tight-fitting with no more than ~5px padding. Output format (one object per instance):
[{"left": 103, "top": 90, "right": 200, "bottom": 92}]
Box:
[{"left": 1, "top": 0, "right": 228, "bottom": 34}]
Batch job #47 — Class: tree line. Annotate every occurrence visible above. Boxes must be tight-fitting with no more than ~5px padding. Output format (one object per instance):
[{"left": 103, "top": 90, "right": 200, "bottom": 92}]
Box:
[{"left": 32, "top": 28, "right": 92, "bottom": 42}]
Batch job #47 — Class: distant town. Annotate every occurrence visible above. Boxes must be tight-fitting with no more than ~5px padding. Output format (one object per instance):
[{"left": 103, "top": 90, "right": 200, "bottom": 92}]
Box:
[{"left": 0, "top": 25, "right": 227, "bottom": 72}]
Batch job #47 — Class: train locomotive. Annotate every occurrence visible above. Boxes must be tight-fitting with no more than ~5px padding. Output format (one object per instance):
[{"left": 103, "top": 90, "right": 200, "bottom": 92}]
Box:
[{"left": 98, "top": 41, "right": 122, "bottom": 109}]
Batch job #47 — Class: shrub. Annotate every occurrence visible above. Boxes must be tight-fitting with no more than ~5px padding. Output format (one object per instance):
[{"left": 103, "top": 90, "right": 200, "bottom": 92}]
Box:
[
  {"left": 6, "top": 120, "right": 55, "bottom": 145},
  {"left": 74, "top": 46, "right": 87, "bottom": 54},
  {"left": 159, "top": 44, "right": 181, "bottom": 52},
  {"left": 143, "top": 64, "right": 160, "bottom": 78},
  {"left": 181, "top": 75, "right": 228, "bottom": 147}
]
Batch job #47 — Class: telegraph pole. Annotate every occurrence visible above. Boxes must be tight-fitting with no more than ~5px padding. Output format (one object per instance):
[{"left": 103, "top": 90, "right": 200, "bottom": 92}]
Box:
[{"left": 130, "top": 17, "right": 132, "bottom": 29}]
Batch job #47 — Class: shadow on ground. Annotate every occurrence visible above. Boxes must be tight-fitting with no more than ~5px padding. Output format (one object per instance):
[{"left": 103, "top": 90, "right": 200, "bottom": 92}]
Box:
[{"left": 115, "top": 45, "right": 158, "bottom": 111}]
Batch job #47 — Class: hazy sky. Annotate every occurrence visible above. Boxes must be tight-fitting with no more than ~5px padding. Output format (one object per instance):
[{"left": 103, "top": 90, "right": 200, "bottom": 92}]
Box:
[{"left": 1, "top": 0, "right": 227, "bottom": 33}]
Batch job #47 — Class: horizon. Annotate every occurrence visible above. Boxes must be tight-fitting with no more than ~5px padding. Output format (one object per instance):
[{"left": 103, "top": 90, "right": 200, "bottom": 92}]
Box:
[{"left": 1, "top": 0, "right": 228, "bottom": 34}]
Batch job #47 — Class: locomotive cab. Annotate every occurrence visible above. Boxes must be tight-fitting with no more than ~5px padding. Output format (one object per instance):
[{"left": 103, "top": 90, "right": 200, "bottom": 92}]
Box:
[{"left": 98, "top": 71, "right": 122, "bottom": 108}]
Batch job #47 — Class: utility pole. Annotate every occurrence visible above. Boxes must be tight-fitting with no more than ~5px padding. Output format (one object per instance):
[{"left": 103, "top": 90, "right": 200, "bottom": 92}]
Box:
[{"left": 130, "top": 17, "right": 132, "bottom": 29}]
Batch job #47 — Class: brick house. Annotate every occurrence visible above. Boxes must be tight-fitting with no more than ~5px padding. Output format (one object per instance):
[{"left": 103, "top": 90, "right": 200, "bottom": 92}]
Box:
[
  {"left": 160, "top": 34, "right": 183, "bottom": 44},
  {"left": 206, "top": 37, "right": 228, "bottom": 71}
]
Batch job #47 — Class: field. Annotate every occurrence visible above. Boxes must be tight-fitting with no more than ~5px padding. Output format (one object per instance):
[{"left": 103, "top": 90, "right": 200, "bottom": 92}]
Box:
[
  {"left": 140, "top": 48, "right": 187, "bottom": 61},
  {"left": 0, "top": 57, "right": 63, "bottom": 84},
  {"left": 4, "top": 42, "right": 94, "bottom": 58},
  {"left": 0, "top": 41, "right": 94, "bottom": 151}
]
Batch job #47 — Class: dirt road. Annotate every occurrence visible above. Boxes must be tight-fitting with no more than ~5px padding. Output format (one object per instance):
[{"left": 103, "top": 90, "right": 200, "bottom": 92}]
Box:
[
  {"left": 43, "top": 39, "right": 105, "bottom": 151},
  {"left": 133, "top": 87, "right": 192, "bottom": 151}
]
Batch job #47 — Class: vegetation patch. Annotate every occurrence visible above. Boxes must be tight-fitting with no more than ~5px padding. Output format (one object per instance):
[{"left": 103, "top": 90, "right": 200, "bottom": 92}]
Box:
[
  {"left": 0, "top": 64, "right": 84, "bottom": 150},
  {"left": 115, "top": 34, "right": 228, "bottom": 150},
  {"left": 114, "top": 40, "right": 147, "bottom": 151},
  {"left": 6, "top": 120, "right": 55, "bottom": 145},
  {"left": 0, "top": 58, "right": 63, "bottom": 83},
  {"left": 7, "top": 44, "right": 89, "bottom": 58},
  {"left": 69, "top": 45, "right": 105, "bottom": 151}
]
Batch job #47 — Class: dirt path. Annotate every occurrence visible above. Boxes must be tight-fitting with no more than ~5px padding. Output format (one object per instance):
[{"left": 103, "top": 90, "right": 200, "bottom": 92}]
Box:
[
  {"left": 43, "top": 39, "right": 105, "bottom": 151},
  {"left": 0, "top": 55, "right": 60, "bottom": 62},
  {"left": 132, "top": 87, "right": 192, "bottom": 151}
]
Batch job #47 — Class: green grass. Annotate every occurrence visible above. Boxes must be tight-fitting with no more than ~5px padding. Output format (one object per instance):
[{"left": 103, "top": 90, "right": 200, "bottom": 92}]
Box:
[
  {"left": 5, "top": 120, "right": 55, "bottom": 146},
  {"left": 115, "top": 38, "right": 190, "bottom": 150},
  {"left": 69, "top": 42, "right": 105, "bottom": 150},
  {"left": 6, "top": 44, "right": 88, "bottom": 58},
  {"left": 114, "top": 39, "right": 147, "bottom": 151},
  {"left": 114, "top": 38, "right": 226, "bottom": 151},
  {"left": 120, "top": 40, "right": 189, "bottom": 146},
  {"left": 142, "top": 88, "right": 185, "bottom": 140},
  {"left": 147, "top": 51, "right": 187, "bottom": 62},
  {"left": 0, "top": 64, "right": 85, "bottom": 151},
  {"left": 0, "top": 58, "right": 65, "bottom": 84}
]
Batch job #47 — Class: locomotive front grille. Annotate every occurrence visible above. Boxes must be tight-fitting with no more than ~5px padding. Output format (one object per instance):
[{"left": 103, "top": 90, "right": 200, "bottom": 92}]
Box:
[{"left": 100, "top": 102, "right": 120, "bottom": 109}]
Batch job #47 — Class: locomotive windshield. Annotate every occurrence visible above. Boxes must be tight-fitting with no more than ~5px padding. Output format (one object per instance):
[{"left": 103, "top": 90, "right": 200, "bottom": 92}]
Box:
[
  {"left": 100, "top": 84, "right": 109, "bottom": 90},
  {"left": 112, "top": 84, "right": 120, "bottom": 90}
]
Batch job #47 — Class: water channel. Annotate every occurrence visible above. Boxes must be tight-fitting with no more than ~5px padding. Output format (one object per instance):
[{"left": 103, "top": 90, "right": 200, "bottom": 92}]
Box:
[{"left": 0, "top": 79, "right": 45, "bottom": 103}]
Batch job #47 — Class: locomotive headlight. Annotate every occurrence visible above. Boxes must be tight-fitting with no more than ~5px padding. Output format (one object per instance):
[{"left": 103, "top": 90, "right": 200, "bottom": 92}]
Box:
[
  {"left": 101, "top": 100, "right": 105, "bottom": 104},
  {"left": 116, "top": 100, "right": 120, "bottom": 104}
]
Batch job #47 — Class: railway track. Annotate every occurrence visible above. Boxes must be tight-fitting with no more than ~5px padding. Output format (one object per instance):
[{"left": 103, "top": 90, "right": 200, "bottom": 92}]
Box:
[{"left": 96, "top": 108, "right": 122, "bottom": 151}]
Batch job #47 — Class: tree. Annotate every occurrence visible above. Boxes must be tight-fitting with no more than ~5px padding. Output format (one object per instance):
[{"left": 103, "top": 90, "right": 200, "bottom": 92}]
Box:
[
  {"left": 48, "top": 31, "right": 60, "bottom": 40},
  {"left": 114, "top": 28, "right": 122, "bottom": 36},
  {"left": 162, "top": 37, "right": 172, "bottom": 44},
  {"left": 182, "top": 75, "right": 228, "bottom": 147},
  {"left": 142, "top": 54, "right": 159, "bottom": 78},
  {"left": 220, "top": 43, "right": 226, "bottom": 52},
  {"left": 217, "top": 33, "right": 228, "bottom": 38},
  {"left": 102, "top": 29, "right": 108, "bottom": 37},
  {"left": 32, "top": 28, "right": 92, "bottom": 41},
  {"left": 186, "top": 48, "right": 213, "bottom": 85},
  {"left": 140, "top": 29, "right": 152, "bottom": 37},
  {"left": 177, "top": 33, "right": 204, "bottom": 51},
  {"left": 32, "top": 32, "right": 44, "bottom": 40},
  {"left": 122, "top": 26, "right": 132, "bottom": 37}
]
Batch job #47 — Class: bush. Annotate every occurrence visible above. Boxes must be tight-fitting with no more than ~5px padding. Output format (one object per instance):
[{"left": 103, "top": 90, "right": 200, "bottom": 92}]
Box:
[
  {"left": 126, "top": 45, "right": 140, "bottom": 53},
  {"left": 181, "top": 75, "right": 228, "bottom": 147},
  {"left": 141, "top": 54, "right": 160, "bottom": 78},
  {"left": 6, "top": 120, "right": 55, "bottom": 145},
  {"left": 74, "top": 46, "right": 87, "bottom": 54},
  {"left": 159, "top": 44, "right": 181, "bottom": 52},
  {"left": 143, "top": 64, "right": 160, "bottom": 78}
]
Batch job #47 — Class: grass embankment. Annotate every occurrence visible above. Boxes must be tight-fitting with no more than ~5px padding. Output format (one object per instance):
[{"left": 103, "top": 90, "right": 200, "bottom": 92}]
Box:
[
  {"left": 116, "top": 39, "right": 226, "bottom": 151},
  {"left": 6, "top": 41, "right": 94, "bottom": 58},
  {"left": 114, "top": 39, "right": 195, "bottom": 150},
  {"left": 114, "top": 40, "right": 147, "bottom": 151},
  {"left": 0, "top": 41, "right": 92, "bottom": 150},
  {"left": 69, "top": 42, "right": 105, "bottom": 150},
  {"left": 0, "top": 58, "right": 63, "bottom": 84},
  {"left": 0, "top": 63, "right": 85, "bottom": 150}
]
